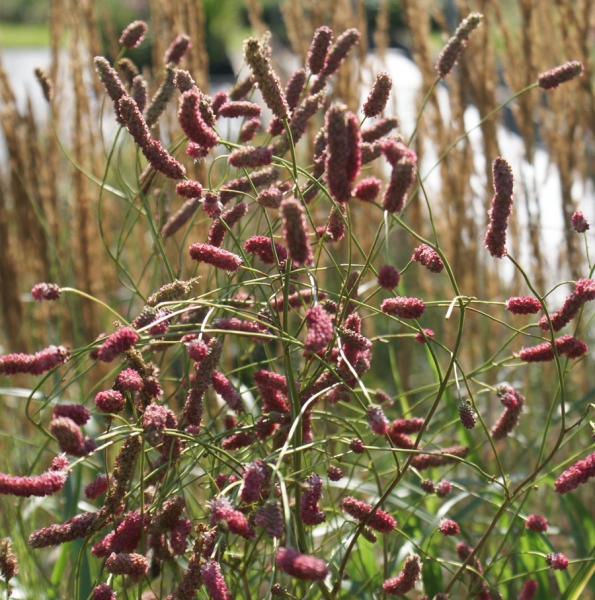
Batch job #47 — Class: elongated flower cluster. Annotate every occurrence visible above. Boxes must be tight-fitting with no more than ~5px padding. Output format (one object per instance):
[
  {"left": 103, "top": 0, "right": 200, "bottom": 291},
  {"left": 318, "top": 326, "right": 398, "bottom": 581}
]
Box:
[
  {"left": 382, "top": 555, "right": 422, "bottom": 595},
  {"left": 381, "top": 296, "right": 425, "bottom": 319},
  {"left": 491, "top": 385, "right": 525, "bottom": 440},
  {"left": 201, "top": 559, "right": 231, "bottom": 600},
  {"left": 97, "top": 327, "right": 138, "bottom": 362},
  {"left": 145, "top": 65, "right": 177, "bottom": 128},
  {"left": 0, "top": 345, "right": 69, "bottom": 376},
  {"left": 0, "top": 461, "right": 69, "bottom": 497},
  {"left": 189, "top": 243, "right": 243, "bottom": 272},
  {"left": 367, "top": 405, "right": 389, "bottom": 435},
  {"left": 340, "top": 496, "right": 396, "bottom": 533},
  {"left": 244, "top": 236, "right": 287, "bottom": 264},
  {"left": 85, "top": 474, "right": 110, "bottom": 500},
  {"left": 519, "top": 579, "right": 538, "bottom": 600},
  {"left": 519, "top": 334, "right": 588, "bottom": 363},
  {"left": 411, "top": 445, "right": 469, "bottom": 471},
  {"left": 554, "top": 451, "right": 595, "bottom": 494},
  {"left": 362, "top": 72, "right": 392, "bottom": 118},
  {"left": 280, "top": 198, "right": 313, "bottom": 266},
  {"left": 307, "top": 26, "right": 333, "bottom": 75},
  {"left": 105, "top": 552, "right": 148, "bottom": 579},
  {"left": 240, "top": 459, "right": 268, "bottom": 503},
  {"left": 276, "top": 547, "right": 328, "bottom": 581},
  {"left": 164, "top": 34, "right": 191, "bottom": 65},
  {"left": 0, "top": 539, "right": 18, "bottom": 583},
  {"left": 412, "top": 244, "right": 444, "bottom": 273},
  {"left": 354, "top": 177, "right": 381, "bottom": 202},
  {"left": 458, "top": 403, "right": 476, "bottom": 429},
  {"left": 239, "top": 118, "right": 260, "bottom": 142},
  {"left": 505, "top": 296, "right": 541, "bottom": 315},
  {"left": 228, "top": 146, "right": 272, "bottom": 169},
  {"left": 538, "top": 278, "right": 595, "bottom": 331},
  {"left": 484, "top": 157, "right": 514, "bottom": 258},
  {"left": 538, "top": 61, "right": 583, "bottom": 90},
  {"left": 325, "top": 103, "right": 361, "bottom": 202},
  {"left": 361, "top": 117, "right": 399, "bottom": 143},
  {"left": 320, "top": 28, "right": 361, "bottom": 78},
  {"left": 119, "top": 20, "right": 147, "bottom": 49},
  {"left": 254, "top": 501, "right": 284, "bottom": 538},
  {"left": 29, "top": 511, "right": 104, "bottom": 548},
  {"left": 381, "top": 139, "right": 417, "bottom": 213},
  {"left": 53, "top": 404, "right": 90, "bottom": 425},
  {"left": 219, "top": 166, "right": 278, "bottom": 203},
  {"left": 243, "top": 38, "right": 289, "bottom": 120},
  {"left": 178, "top": 90, "right": 218, "bottom": 151},
  {"left": 435, "top": 13, "right": 483, "bottom": 78},
  {"left": 208, "top": 202, "right": 248, "bottom": 247},
  {"left": 300, "top": 473, "right": 325, "bottom": 525},
  {"left": 304, "top": 305, "right": 334, "bottom": 353}
]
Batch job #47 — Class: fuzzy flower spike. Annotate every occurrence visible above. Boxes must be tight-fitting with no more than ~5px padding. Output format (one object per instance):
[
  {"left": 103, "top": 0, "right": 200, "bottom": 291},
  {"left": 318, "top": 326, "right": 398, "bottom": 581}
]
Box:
[
  {"left": 435, "top": 13, "right": 483, "bottom": 78},
  {"left": 484, "top": 156, "right": 514, "bottom": 258}
]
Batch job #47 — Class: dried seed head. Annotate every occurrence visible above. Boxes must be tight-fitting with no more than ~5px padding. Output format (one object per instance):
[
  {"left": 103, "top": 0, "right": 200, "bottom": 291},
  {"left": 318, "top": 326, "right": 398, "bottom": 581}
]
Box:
[
  {"left": 34, "top": 67, "right": 53, "bottom": 102},
  {"left": 458, "top": 403, "right": 476, "bottom": 429},
  {"left": 571, "top": 211, "right": 590, "bottom": 233}
]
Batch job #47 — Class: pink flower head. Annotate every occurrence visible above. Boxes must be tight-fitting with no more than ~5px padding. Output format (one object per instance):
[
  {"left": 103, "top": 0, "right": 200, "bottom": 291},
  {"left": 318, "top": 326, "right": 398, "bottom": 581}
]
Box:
[
  {"left": 244, "top": 236, "right": 287, "bottom": 264},
  {"left": 203, "top": 191, "right": 223, "bottom": 217},
  {"left": 28, "top": 511, "right": 103, "bottom": 549},
  {"left": 94, "top": 57, "right": 128, "bottom": 124},
  {"left": 491, "top": 385, "right": 524, "bottom": 440},
  {"left": 119, "top": 20, "right": 148, "bottom": 49},
  {"left": 353, "top": 177, "right": 382, "bottom": 202},
  {"left": 187, "top": 141, "right": 210, "bottom": 161},
  {"left": 415, "top": 328, "right": 435, "bottom": 344},
  {"left": 209, "top": 497, "right": 255, "bottom": 539},
  {"left": 280, "top": 198, "right": 313, "bottom": 266},
  {"left": 307, "top": 26, "right": 333, "bottom": 75},
  {"left": 377, "top": 265, "right": 400, "bottom": 289},
  {"left": 94, "top": 389, "right": 125, "bottom": 414},
  {"left": 538, "top": 278, "right": 595, "bottom": 332},
  {"left": 340, "top": 496, "right": 396, "bottom": 533},
  {"left": 571, "top": 211, "right": 590, "bottom": 233},
  {"left": 239, "top": 117, "right": 261, "bottom": 143},
  {"left": 170, "top": 517, "right": 191, "bottom": 555},
  {"left": 505, "top": 296, "right": 541, "bottom": 315},
  {"left": 53, "top": 404, "right": 90, "bottom": 426},
  {"left": 361, "top": 117, "right": 399, "bottom": 143},
  {"left": 436, "top": 480, "right": 454, "bottom": 497},
  {"left": 381, "top": 296, "right": 425, "bottom": 319},
  {"left": 49, "top": 417, "right": 90, "bottom": 457},
  {"left": 382, "top": 554, "right": 422, "bottom": 595},
  {"left": 412, "top": 244, "right": 444, "bottom": 273},
  {"left": 212, "top": 371, "right": 244, "bottom": 412},
  {"left": 435, "top": 13, "right": 483, "bottom": 78},
  {"left": 458, "top": 404, "right": 476, "bottom": 429},
  {"left": 349, "top": 438, "right": 365, "bottom": 454},
  {"left": 367, "top": 405, "right": 389, "bottom": 436},
  {"left": 421, "top": 480, "right": 435, "bottom": 494},
  {"left": 189, "top": 243, "right": 243, "bottom": 272},
  {"left": 381, "top": 141, "right": 417, "bottom": 213},
  {"left": 257, "top": 186, "right": 283, "bottom": 209},
  {"left": 325, "top": 103, "right": 361, "bottom": 202},
  {"left": 362, "top": 72, "right": 392, "bottom": 118},
  {"left": 229, "top": 146, "right": 272, "bottom": 169},
  {"left": 51, "top": 454, "right": 69, "bottom": 471},
  {"left": 304, "top": 305, "right": 334, "bottom": 353},
  {"left": 554, "top": 451, "right": 595, "bottom": 494},
  {"left": 485, "top": 157, "right": 514, "bottom": 258},
  {"left": 546, "top": 552, "right": 569, "bottom": 570},
  {"left": 85, "top": 473, "right": 110, "bottom": 500},
  {"left": 164, "top": 34, "right": 191, "bottom": 65},
  {"left": 0, "top": 463, "right": 69, "bottom": 497},
  {"left": 0, "top": 345, "right": 69, "bottom": 376},
  {"left": 389, "top": 418, "right": 425, "bottom": 435},
  {"left": 254, "top": 501, "right": 284, "bottom": 538},
  {"left": 285, "top": 69, "right": 307, "bottom": 112},
  {"left": 212, "top": 317, "right": 269, "bottom": 342},
  {"left": 221, "top": 431, "right": 256, "bottom": 451},
  {"left": 178, "top": 90, "right": 218, "bottom": 149},
  {"left": 97, "top": 327, "right": 138, "bottom": 362},
  {"left": 115, "top": 368, "right": 143, "bottom": 392},
  {"left": 556, "top": 334, "right": 588, "bottom": 359},
  {"left": 254, "top": 370, "right": 288, "bottom": 394},
  {"left": 320, "top": 28, "right": 361, "bottom": 78},
  {"left": 93, "top": 583, "right": 116, "bottom": 600},
  {"left": 105, "top": 552, "right": 148, "bottom": 579},
  {"left": 218, "top": 101, "right": 261, "bottom": 119},
  {"left": 276, "top": 547, "right": 328, "bottom": 581},
  {"left": 32, "top": 282, "right": 61, "bottom": 301},
  {"left": 538, "top": 61, "right": 583, "bottom": 90},
  {"left": 325, "top": 203, "right": 347, "bottom": 242},
  {"left": 240, "top": 459, "right": 268, "bottom": 503},
  {"left": 201, "top": 559, "right": 231, "bottom": 600},
  {"left": 437, "top": 518, "right": 460, "bottom": 536},
  {"left": 176, "top": 180, "right": 203, "bottom": 199},
  {"left": 327, "top": 466, "right": 343, "bottom": 481},
  {"left": 211, "top": 90, "right": 229, "bottom": 115},
  {"left": 208, "top": 202, "right": 249, "bottom": 247},
  {"left": 519, "top": 579, "right": 538, "bottom": 600},
  {"left": 525, "top": 514, "right": 548, "bottom": 533},
  {"left": 300, "top": 473, "right": 326, "bottom": 525}
]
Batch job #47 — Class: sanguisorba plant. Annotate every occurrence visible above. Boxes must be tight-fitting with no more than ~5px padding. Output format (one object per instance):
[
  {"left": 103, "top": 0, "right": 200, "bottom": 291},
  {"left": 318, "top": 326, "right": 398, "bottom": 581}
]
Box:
[{"left": 0, "top": 13, "right": 592, "bottom": 600}]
